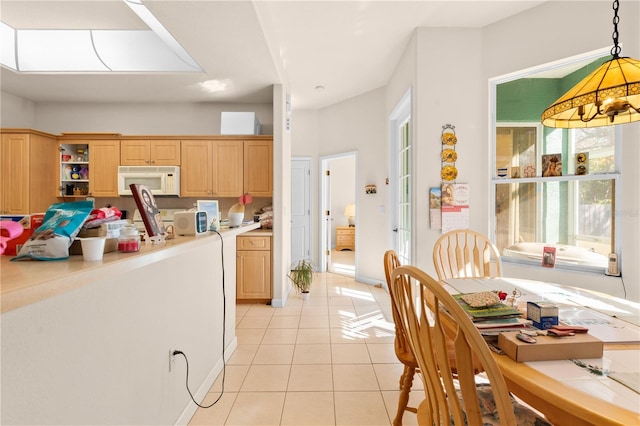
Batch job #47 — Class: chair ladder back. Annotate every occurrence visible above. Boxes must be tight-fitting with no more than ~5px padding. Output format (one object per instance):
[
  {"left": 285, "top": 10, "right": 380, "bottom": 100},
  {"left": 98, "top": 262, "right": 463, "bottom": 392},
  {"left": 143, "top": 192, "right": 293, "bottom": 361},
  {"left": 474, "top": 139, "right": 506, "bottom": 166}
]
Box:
[
  {"left": 384, "top": 250, "right": 411, "bottom": 354},
  {"left": 433, "top": 230, "right": 503, "bottom": 280},
  {"left": 391, "top": 265, "right": 517, "bottom": 426}
]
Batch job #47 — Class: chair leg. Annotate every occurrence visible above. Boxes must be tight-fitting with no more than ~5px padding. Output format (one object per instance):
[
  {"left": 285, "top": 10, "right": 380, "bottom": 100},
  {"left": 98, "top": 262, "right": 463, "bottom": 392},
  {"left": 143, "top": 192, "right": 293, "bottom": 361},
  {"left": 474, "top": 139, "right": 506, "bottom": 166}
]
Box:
[{"left": 393, "top": 365, "right": 416, "bottom": 426}]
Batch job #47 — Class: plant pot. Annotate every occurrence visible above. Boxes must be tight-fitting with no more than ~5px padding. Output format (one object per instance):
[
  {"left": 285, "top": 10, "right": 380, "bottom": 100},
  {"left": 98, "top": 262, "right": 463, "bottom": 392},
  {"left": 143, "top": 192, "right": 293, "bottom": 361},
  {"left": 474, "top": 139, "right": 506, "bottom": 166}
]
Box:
[{"left": 301, "top": 291, "right": 310, "bottom": 300}]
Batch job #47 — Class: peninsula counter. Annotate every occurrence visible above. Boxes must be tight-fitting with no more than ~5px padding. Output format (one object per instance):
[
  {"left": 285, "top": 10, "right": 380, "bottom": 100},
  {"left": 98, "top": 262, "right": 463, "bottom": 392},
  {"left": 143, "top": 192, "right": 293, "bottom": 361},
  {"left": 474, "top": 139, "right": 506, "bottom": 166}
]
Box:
[{"left": 1, "top": 223, "right": 259, "bottom": 425}]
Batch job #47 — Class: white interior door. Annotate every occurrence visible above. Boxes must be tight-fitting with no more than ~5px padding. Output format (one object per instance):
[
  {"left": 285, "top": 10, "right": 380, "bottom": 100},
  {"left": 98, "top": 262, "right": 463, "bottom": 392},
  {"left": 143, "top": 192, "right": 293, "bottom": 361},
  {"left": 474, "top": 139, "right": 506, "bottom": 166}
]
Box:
[{"left": 291, "top": 158, "right": 311, "bottom": 266}]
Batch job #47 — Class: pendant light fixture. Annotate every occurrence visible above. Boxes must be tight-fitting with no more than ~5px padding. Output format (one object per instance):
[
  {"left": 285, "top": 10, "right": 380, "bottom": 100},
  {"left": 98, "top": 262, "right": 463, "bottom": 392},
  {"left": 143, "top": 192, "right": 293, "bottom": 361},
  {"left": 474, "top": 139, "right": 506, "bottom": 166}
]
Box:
[{"left": 541, "top": 0, "right": 640, "bottom": 128}]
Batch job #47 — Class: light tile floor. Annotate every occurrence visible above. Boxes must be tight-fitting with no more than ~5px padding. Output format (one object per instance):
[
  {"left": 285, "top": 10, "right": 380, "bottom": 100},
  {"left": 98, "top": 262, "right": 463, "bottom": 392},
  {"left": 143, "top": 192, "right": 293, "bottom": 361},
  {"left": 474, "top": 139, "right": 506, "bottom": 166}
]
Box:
[{"left": 188, "top": 272, "right": 424, "bottom": 425}]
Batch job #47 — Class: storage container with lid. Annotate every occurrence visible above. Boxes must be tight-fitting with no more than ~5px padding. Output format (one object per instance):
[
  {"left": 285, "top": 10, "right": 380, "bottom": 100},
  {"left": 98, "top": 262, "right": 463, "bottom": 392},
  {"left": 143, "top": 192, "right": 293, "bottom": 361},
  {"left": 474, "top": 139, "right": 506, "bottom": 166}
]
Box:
[{"left": 118, "top": 225, "right": 140, "bottom": 252}]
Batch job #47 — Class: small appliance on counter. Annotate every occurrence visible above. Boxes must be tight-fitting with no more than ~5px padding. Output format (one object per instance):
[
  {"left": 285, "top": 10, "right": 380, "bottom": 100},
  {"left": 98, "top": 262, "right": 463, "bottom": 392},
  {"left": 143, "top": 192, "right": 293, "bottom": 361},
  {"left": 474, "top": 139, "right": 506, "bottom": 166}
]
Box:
[{"left": 173, "top": 211, "right": 208, "bottom": 236}]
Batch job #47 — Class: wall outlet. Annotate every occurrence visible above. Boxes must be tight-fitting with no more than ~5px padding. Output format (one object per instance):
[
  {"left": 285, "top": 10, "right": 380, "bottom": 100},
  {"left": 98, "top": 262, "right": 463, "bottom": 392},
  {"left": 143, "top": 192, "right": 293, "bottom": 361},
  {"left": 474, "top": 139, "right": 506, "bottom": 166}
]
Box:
[{"left": 169, "top": 346, "right": 177, "bottom": 372}]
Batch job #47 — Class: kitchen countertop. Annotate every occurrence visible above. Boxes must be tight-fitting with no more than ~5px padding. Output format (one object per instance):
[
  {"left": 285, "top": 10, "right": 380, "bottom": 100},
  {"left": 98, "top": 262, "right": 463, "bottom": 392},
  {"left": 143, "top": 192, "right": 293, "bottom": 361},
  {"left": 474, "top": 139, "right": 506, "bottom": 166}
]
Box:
[{"left": 1, "top": 222, "right": 260, "bottom": 313}]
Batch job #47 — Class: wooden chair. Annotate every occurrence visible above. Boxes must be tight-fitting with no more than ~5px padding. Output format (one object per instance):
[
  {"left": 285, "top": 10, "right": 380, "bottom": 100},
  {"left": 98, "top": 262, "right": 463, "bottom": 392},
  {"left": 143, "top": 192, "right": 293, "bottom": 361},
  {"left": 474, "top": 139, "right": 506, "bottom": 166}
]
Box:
[
  {"left": 383, "top": 250, "right": 418, "bottom": 426},
  {"left": 390, "top": 265, "right": 550, "bottom": 426},
  {"left": 433, "top": 229, "right": 502, "bottom": 280}
]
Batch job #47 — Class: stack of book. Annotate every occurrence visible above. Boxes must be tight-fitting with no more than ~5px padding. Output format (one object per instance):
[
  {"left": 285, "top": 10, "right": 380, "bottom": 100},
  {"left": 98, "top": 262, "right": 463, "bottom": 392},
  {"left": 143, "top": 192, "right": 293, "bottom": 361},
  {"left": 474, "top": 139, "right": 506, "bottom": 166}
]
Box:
[{"left": 452, "top": 293, "right": 532, "bottom": 334}]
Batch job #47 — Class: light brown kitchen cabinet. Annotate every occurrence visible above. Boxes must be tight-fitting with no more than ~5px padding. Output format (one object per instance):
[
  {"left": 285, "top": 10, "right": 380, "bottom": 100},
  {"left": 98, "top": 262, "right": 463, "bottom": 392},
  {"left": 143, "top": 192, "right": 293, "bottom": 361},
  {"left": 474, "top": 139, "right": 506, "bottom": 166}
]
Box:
[
  {"left": 244, "top": 140, "right": 273, "bottom": 197},
  {"left": 120, "top": 140, "right": 180, "bottom": 166},
  {"left": 1, "top": 130, "right": 57, "bottom": 214},
  {"left": 88, "top": 140, "right": 120, "bottom": 197},
  {"left": 181, "top": 138, "right": 272, "bottom": 198},
  {"left": 212, "top": 140, "right": 243, "bottom": 197},
  {"left": 181, "top": 139, "right": 270, "bottom": 198},
  {"left": 236, "top": 234, "right": 272, "bottom": 302}
]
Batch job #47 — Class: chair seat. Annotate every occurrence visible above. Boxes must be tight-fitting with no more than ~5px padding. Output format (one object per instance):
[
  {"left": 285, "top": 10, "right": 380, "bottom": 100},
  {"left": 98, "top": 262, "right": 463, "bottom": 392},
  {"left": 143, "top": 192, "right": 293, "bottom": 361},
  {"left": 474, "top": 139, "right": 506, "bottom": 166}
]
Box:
[
  {"left": 394, "top": 343, "right": 419, "bottom": 367},
  {"left": 417, "top": 384, "right": 551, "bottom": 425},
  {"left": 472, "top": 384, "right": 552, "bottom": 425}
]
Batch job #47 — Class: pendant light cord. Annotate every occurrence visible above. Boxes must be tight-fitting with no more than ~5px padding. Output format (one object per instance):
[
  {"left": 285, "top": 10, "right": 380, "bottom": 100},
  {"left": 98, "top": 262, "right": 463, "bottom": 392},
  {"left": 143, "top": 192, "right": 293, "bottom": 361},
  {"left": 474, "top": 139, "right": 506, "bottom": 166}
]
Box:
[{"left": 611, "top": 0, "right": 621, "bottom": 58}]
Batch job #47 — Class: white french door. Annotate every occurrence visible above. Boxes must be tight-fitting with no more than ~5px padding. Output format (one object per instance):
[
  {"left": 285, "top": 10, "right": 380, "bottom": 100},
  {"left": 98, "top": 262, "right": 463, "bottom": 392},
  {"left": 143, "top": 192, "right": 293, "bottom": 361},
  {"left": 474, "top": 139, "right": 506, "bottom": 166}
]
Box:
[{"left": 390, "top": 90, "right": 412, "bottom": 265}]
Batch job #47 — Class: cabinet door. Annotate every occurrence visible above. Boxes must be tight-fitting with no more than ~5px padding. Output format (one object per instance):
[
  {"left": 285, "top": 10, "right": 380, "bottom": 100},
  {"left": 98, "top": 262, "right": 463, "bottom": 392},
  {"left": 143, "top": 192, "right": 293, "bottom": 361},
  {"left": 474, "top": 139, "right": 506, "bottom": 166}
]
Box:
[
  {"left": 30, "top": 133, "right": 58, "bottom": 213},
  {"left": 89, "top": 140, "right": 120, "bottom": 197},
  {"left": 120, "top": 140, "right": 150, "bottom": 165},
  {"left": 180, "top": 140, "right": 212, "bottom": 197},
  {"left": 212, "top": 140, "right": 243, "bottom": 197},
  {"left": 149, "top": 140, "right": 180, "bottom": 165},
  {"left": 0, "top": 133, "right": 30, "bottom": 214},
  {"left": 236, "top": 250, "right": 271, "bottom": 299},
  {"left": 243, "top": 140, "right": 273, "bottom": 197}
]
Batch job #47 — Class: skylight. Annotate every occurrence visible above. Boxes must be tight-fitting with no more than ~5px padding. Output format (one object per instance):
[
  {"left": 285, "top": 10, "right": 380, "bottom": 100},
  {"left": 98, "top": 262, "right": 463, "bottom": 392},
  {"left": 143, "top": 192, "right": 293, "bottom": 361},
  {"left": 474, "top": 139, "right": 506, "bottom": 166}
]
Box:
[{"left": 0, "top": 0, "right": 202, "bottom": 73}]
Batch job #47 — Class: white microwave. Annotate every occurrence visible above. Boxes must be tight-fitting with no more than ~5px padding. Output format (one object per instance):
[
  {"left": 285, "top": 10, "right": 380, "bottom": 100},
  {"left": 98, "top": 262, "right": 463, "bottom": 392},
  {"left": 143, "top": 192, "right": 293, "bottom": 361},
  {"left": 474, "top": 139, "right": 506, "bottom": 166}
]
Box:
[{"left": 118, "top": 166, "right": 180, "bottom": 196}]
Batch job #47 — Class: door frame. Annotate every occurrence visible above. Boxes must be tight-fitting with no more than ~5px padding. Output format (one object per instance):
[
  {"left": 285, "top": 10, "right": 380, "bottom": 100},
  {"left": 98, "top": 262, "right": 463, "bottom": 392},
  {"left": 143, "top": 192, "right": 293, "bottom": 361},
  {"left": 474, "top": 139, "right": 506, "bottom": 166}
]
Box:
[{"left": 319, "top": 151, "right": 358, "bottom": 273}]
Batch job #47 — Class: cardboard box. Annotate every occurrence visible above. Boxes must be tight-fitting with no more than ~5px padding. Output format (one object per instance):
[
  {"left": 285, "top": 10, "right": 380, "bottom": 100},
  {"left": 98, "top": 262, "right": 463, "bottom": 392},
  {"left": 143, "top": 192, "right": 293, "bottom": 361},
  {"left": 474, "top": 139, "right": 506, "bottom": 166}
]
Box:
[
  {"left": 79, "top": 220, "right": 129, "bottom": 238},
  {"left": 1, "top": 214, "right": 45, "bottom": 256},
  {"left": 498, "top": 331, "right": 603, "bottom": 362},
  {"left": 527, "top": 301, "right": 559, "bottom": 329},
  {"left": 220, "top": 112, "right": 261, "bottom": 135}
]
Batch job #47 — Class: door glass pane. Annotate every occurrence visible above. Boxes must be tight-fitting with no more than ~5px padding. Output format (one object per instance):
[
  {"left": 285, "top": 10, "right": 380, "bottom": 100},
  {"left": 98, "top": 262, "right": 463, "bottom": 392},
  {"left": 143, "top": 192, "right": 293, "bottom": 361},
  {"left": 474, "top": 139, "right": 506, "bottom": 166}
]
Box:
[{"left": 397, "top": 119, "right": 411, "bottom": 265}]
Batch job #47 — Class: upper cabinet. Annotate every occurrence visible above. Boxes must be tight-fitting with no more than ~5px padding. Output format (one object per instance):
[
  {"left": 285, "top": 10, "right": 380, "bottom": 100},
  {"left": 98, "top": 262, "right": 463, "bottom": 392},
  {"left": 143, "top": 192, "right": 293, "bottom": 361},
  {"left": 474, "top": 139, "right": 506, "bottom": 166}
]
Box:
[
  {"left": 89, "top": 140, "right": 120, "bottom": 197},
  {"left": 1, "top": 130, "right": 58, "bottom": 214},
  {"left": 181, "top": 138, "right": 272, "bottom": 198},
  {"left": 120, "top": 140, "right": 180, "bottom": 166},
  {"left": 58, "top": 139, "right": 120, "bottom": 198},
  {"left": 244, "top": 140, "right": 273, "bottom": 197}
]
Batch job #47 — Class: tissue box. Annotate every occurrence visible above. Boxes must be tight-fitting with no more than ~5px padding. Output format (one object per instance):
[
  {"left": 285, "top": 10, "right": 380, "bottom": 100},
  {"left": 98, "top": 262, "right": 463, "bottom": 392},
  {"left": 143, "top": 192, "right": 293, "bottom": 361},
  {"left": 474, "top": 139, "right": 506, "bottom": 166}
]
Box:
[
  {"left": 221, "top": 112, "right": 261, "bottom": 135},
  {"left": 527, "top": 301, "right": 558, "bottom": 330},
  {"left": 498, "top": 331, "right": 603, "bottom": 362}
]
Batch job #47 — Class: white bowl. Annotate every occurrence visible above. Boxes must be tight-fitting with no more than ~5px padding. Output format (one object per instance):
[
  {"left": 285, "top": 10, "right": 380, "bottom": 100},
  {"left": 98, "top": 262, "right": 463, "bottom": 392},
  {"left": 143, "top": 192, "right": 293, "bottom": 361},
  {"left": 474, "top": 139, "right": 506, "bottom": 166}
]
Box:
[{"left": 229, "top": 212, "right": 244, "bottom": 228}]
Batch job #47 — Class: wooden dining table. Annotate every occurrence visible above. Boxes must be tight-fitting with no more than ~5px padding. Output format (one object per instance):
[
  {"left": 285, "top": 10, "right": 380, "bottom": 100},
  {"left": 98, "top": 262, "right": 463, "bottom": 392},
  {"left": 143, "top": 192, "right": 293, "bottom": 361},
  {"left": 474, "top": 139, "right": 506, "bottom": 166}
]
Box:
[{"left": 441, "top": 277, "right": 640, "bottom": 426}]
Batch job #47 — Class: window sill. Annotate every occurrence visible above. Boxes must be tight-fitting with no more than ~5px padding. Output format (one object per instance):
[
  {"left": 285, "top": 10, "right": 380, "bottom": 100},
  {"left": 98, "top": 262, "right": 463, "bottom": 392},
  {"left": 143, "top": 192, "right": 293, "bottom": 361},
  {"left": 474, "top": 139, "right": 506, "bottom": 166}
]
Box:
[{"left": 501, "top": 255, "right": 608, "bottom": 275}]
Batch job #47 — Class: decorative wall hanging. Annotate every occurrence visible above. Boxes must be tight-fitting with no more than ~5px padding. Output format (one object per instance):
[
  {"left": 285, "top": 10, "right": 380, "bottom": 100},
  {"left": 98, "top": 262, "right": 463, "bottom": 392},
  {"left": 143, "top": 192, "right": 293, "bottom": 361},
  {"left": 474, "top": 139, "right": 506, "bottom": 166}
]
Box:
[
  {"left": 440, "top": 124, "right": 458, "bottom": 182},
  {"left": 365, "top": 184, "right": 377, "bottom": 194}
]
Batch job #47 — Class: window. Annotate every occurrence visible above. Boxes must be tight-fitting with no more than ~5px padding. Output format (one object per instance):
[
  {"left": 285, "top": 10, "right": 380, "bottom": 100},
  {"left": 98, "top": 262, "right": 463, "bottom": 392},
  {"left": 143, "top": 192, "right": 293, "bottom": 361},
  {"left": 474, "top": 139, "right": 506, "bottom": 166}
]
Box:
[{"left": 491, "top": 51, "right": 620, "bottom": 271}]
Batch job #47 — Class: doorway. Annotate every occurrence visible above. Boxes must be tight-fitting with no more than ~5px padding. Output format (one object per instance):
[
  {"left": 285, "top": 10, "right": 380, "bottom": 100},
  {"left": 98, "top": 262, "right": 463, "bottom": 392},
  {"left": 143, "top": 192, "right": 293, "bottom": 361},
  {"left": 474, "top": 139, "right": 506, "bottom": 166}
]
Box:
[{"left": 320, "top": 152, "right": 357, "bottom": 276}]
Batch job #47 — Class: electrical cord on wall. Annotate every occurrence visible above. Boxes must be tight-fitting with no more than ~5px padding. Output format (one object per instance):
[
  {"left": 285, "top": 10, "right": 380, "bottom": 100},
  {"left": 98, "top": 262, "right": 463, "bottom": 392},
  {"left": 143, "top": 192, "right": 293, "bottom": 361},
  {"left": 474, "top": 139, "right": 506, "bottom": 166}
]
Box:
[{"left": 173, "top": 230, "right": 226, "bottom": 409}]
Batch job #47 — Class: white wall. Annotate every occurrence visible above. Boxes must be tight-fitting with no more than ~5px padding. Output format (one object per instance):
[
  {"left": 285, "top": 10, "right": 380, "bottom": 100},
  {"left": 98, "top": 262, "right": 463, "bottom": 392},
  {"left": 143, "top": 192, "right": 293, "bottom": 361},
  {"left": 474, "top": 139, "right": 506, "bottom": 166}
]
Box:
[
  {"left": 31, "top": 102, "right": 273, "bottom": 136},
  {"left": 290, "top": 89, "right": 387, "bottom": 284},
  {"left": 271, "top": 84, "right": 292, "bottom": 308},
  {"left": 411, "top": 27, "right": 485, "bottom": 277},
  {"left": 0, "top": 91, "right": 36, "bottom": 128}
]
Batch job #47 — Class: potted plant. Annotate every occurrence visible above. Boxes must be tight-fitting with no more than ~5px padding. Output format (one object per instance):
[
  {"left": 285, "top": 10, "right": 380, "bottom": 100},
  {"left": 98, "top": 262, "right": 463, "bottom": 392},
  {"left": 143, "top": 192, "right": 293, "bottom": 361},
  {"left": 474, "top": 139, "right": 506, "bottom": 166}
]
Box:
[{"left": 288, "top": 259, "right": 314, "bottom": 299}]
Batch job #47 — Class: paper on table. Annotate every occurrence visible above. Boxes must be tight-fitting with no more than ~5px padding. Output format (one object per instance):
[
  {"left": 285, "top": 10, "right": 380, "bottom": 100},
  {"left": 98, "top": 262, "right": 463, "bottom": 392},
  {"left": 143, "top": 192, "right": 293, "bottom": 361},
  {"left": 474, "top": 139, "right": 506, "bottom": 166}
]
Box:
[
  {"left": 560, "top": 307, "right": 640, "bottom": 344},
  {"left": 608, "top": 372, "right": 640, "bottom": 394}
]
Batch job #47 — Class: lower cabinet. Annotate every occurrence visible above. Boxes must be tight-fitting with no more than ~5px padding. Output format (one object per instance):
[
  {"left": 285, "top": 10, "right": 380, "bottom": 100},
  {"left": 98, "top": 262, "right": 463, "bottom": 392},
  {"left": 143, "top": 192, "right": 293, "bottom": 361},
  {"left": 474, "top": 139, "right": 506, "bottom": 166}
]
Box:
[{"left": 236, "top": 234, "right": 272, "bottom": 302}]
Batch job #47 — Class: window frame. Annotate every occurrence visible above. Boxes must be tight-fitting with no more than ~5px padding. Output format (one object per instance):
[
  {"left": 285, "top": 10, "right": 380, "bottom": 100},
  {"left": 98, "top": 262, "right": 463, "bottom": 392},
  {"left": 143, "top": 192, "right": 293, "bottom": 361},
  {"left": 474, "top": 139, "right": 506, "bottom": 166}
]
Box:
[{"left": 489, "top": 48, "right": 622, "bottom": 274}]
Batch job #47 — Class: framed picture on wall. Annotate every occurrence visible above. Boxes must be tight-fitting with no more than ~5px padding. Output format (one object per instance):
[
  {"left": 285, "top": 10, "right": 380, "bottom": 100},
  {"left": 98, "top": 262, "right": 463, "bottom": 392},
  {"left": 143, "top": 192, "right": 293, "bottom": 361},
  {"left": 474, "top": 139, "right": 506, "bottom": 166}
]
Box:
[{"left": 197, "top": 200, "right": 220, "bottom": 231}]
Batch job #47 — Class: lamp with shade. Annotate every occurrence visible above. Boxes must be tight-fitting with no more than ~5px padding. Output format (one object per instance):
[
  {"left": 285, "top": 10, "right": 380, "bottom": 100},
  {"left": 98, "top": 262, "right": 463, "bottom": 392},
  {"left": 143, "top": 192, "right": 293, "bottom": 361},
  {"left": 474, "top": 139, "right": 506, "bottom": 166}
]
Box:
[
  {"left": 344, "top": 203, "right": 356, "bottom": 227},
  {"left": 541, "top": 0, "right": 640, "bottom": 128}
]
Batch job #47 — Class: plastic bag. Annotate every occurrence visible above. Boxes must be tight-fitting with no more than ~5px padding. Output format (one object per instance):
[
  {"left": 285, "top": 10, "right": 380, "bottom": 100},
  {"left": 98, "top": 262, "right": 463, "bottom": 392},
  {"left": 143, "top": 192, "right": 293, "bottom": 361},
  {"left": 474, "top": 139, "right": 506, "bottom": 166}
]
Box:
[{"left": 12, "top": 201, "right": 94, "bottom": 261}]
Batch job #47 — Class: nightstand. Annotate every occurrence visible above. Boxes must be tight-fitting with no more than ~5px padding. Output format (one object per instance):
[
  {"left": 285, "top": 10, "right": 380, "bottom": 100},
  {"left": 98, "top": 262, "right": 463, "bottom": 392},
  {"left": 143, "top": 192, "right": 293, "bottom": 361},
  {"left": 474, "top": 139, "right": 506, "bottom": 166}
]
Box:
[{"left": 336, "top": 226, "right": 355, "bottom": 251}]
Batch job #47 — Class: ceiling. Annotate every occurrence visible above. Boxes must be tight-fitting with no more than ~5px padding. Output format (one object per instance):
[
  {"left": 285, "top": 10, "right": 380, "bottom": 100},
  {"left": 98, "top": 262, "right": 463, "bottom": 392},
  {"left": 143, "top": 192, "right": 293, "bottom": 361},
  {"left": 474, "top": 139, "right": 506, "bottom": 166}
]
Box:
[{"left": 0, "top": 0, "right": 548, "bottom": 110}]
